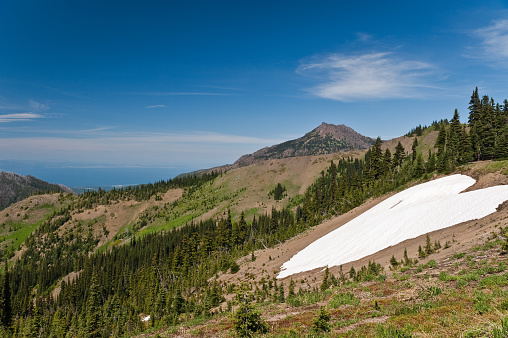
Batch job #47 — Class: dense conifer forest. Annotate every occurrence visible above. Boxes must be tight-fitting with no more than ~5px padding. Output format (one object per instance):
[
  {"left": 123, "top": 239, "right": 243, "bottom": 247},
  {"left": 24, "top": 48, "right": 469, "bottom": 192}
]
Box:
[{"left": 1, "top": 88, "right": 508, "bottom": 337}]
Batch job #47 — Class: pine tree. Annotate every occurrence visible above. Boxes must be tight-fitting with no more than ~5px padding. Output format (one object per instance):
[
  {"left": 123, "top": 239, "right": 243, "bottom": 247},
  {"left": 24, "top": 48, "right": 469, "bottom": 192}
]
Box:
[
  {"left": 393, "top": 141, "right": 405, "bottom": 169},
  {"left": 411, "top": 137, "right": 418, "bottom": 162},
  {"left": 383, "top": 149, "right": 392, "bottom": 175},
  {"left": 233, "top": 292, "right": 268, "bottom": 337},
  {"left": 427, "top": 150, "right": 436, "bottom": 173},
  {"left": 414, "top": 153, "right": 425, "bottom": 178},
  {"left": 86, "top": 271, "right": 102, "bottom": 337},
  {"left": 479, "top": 95, "right": 496, "bottom": 159},
  {"left": 349, "top": 266, "right": 356, "bottom": 280},
  {"left": 425, "top": 234, "right": 433, "bottom": 255},
  {"left": 320, "top": 266, "right": 329, "bottom": 291},
  {"left": 288, "top": 279, "right": 295, "bottom": 298},
  {"left": 311, "top": 307, "right": 331, "bottom": 333},
  {"left": 390, "top": 255, "right": 399, "bottom": 268},
  {"left": 418, "top": 245, "right": 427, "bottom": 259},
  {"left": 459, "top": 126, "right": 474, "bottom": 164},
  {"left": 31, "top": 300, "right": 42, "bottom": 338},
  {"left": 435, "top": 127, "right": 447, "bottom": 151},
  {"left": 0, "top": 262, "right": 12, "bottom": 329},
  {"left": 468, "top": 87, "right": 482, "bottom": 160},
  {"left": 448, "top": 109, "right": 462, "bottom": 163},
  {"left": 278, "top": 282, "right": 285, "bottom": 303},
  {"left": 366, "top": 137, "right": 384, "bottom": 182},
  {"left": 403, "top": 248, "right": 411, "bottom": 266}
]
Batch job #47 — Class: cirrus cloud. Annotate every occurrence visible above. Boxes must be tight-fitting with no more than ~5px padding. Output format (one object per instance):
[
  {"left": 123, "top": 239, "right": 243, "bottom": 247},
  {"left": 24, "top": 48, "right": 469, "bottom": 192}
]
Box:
[
  {"left": 145, "top": 105, "right": 167, "bottom": 109},
  {"left": 298, "top": 52, "right": 438, "bottom": 102},
  {"left": 473, "top": 19, "right": 508, "bottom": 61},
  {"left": 0, "top": 113, "right": 44, "bottom": 123}
]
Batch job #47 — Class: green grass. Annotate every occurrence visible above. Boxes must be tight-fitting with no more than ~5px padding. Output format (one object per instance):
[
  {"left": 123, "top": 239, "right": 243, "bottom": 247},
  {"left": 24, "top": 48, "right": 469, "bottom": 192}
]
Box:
[
  {"left": 286, "top": 289, "right": 332, "bottom": 307},
  {"left": 328, "top": 292, "right": 359, "bottom": 308},
  {"left": 453, "top": 252, "right": 466, "bottom": 259},
  {"left": 243, "top": 207, "right": 259, "bottom": 221},
  {"left": 463, "top": 159, "right": 508, "bottom": 175},
  {"left": 138, "top": 214, "right": 196, "bottom": 236},
  {"left": 479, "top": 275, "right": 508, "bottom": 289},
  {"left": 0, "top": 204, "right": 57, "bottom": 259}
]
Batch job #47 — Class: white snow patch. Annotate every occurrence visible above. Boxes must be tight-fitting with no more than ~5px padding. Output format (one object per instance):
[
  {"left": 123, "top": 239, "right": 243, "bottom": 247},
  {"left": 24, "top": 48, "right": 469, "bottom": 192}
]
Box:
[{"left": 278, "top": 174, "right": 508, "bottom": 279}]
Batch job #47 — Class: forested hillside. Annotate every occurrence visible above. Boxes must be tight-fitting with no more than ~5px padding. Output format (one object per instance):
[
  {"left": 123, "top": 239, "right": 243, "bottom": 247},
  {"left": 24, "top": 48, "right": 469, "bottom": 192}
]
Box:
[
  {"left": 0, "top": 88, "right": 508, "bottom": 337},
  {"left": 0, "top": 172, "right": 72, "bottom": 211}
]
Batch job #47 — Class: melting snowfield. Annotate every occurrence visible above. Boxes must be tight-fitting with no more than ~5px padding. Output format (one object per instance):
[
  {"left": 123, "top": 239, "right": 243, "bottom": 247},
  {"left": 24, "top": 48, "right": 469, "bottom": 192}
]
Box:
[{"left": 278, "top": 174, "right": 508, "bottom": 279}]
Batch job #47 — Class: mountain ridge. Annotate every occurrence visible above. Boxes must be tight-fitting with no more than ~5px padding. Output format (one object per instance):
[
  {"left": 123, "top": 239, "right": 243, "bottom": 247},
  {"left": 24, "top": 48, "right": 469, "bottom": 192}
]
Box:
[
  {"left": 0, "top": 171, "right": 74, "bottom": 211},
  {"left": 178, "top": 122, "right": 375, "bottom": 177}
]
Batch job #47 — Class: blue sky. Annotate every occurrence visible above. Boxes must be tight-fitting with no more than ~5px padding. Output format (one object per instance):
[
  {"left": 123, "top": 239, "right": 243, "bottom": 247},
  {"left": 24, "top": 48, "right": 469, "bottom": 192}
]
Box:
[{"left": 1, "top": 0, "right": 508, "bottom": 180}]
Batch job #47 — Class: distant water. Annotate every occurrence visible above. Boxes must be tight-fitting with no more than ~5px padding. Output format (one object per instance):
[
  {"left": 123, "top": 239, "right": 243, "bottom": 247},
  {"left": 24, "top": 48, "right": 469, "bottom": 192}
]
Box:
[{"left": 0, "top": 161, "right": 195, "bottom": 193}]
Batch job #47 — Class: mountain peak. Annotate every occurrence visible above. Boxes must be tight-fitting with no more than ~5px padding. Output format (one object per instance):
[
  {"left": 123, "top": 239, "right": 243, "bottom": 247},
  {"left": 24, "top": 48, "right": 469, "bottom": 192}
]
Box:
[
  {"left": 233, "top": 122, "right": 375, "bottom": 168},
  {"left": 183, "top": 123, "right": 376, "bottom": 178}
]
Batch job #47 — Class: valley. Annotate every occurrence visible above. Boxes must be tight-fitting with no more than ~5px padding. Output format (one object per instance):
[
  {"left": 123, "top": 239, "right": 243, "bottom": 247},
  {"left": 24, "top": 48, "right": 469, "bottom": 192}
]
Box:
[{"left": 1, "top": 92, "right": 508, "bottom": 337}]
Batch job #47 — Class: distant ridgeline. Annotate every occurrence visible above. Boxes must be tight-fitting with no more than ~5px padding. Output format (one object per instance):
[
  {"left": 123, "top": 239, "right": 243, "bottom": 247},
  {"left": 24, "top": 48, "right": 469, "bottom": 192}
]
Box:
[
  {"left": 235, "top": 123, "right": 375, "bottom": 165},
  {"left": 0, "top": 172, "right": 73, "bottom": 211},
  {"left": 2, "top": 88, "right": 508, "bottom": 336},
  {"left": 177, "top": 122, "right": 376, "bottom": 178},
  {"left": 76, "top": 171, "right": 220, "bottom": 208}
]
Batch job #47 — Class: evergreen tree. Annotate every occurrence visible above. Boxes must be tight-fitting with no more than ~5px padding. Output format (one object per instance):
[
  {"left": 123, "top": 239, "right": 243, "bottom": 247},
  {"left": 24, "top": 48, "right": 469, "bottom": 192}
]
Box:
[
  {"left": 435, "top": 127, "right": 447, "bottom": 151},
  {"left": 459, "top": 126, "right": 474, "bottom": 164},
  {"left": 288, "top": 279, "right": 295, "bottom": 298},
  {"left": 0, "top": 263, "right": 12, "bottom": 329},
  {"left": 403, "top": 248, "right": 411, "bottom": 266},
  {"left": 31, "top": 300, "right": 42, "bottom": 338},
  {"left": 320, "top": 266, "right": 329, "bottom": 291},
  {"left": 418, "top": 245, "right": 426, "bottom": 259},
  {"left": 468, "top": 87, "right": 482, "bottom": 160},
  {"left": 393, "top": 141, "right": 405, "bottom": 169},
  {"left": 425, "top": 234, "right": 433, "bottom": 255},
  {"left": 311, "top": 307, "right": 331, "bottom": 333},
  {"left": 390, "top": 255, "right": 398, "bottom": 268},
  {"left": 427, "top": 150, "right": 436, "bottom": 173},
  {"left": 479, "top": 95, "right": 496, "bottom": 159},
  {"left": 86, "top": 271, "right": 102, "bottom": 337},
  {"left": 383, "top": 149, "right": 392, "bottom": 175},
  {"left": 278, "top": 282, "right": 285, "bottom": 303},
  {"left": 448, "top": 109, "right": 462, "bottom": 163},
  {"left": 231, "top": 212, "right": 247, "bottom": 247},
  {"left": 415, "top": 153, "right": 425, "bottom": 178},
  {"left": 411, "top": 137, "right": 418, "bottom": 162},
  {"left": 366, "top": 137, "right": 384, "bottom": 182},
  {"left": 233, "top": 292, "right": 268, "bottom": 337}
]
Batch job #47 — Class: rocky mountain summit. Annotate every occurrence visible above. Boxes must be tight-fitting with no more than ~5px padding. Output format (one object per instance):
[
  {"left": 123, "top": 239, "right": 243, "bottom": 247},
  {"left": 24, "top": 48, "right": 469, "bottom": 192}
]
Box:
[
  {"left": 182, "top": 122, "right": 375, "bottom": 177},
  {"left": 234, "top": 122, "right": 375, "bottom": 167}
]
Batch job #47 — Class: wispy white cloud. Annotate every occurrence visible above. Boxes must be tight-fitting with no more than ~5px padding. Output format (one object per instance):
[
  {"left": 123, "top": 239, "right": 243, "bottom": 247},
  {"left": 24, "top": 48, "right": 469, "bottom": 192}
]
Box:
[
  {"left": 145, "top": 104, "right": 167, "bottom": 108},
  {"left": 473, "top": 19, "right": 508, "bottom": 60},
  {"left": 355, "top": 32, "right": 373, "bottom": 42},
  {"left": 29, "top": 99, "right": 50, "bottom": 112},
  {"left": 297, "top": 52, "right": 438, "bottom": 102},
  {"left": 0, "top": 113, "right": 44, "bottom": 123},
  {"left": 80, "top": 126, "right": 117, "bottom": 132}
]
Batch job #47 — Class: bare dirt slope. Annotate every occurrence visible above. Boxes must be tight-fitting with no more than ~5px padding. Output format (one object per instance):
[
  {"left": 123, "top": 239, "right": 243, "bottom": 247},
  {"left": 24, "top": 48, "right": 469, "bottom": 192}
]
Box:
[
  {"left": 200, "top": 151, "right": 366, "bottom": 222},
  {"left": 381, "top": 130, "right": 439, "bottom": 157},
  {"left": 69, "top": 188, "right": 183, "bottom": 246}
]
